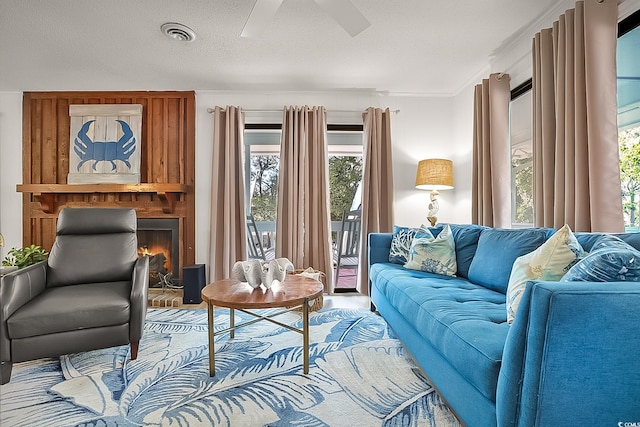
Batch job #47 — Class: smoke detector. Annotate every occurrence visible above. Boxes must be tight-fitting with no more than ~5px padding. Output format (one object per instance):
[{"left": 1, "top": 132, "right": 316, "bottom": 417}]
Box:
[{"left": 161, "top": 22, "right": 196, "bottom": 42}]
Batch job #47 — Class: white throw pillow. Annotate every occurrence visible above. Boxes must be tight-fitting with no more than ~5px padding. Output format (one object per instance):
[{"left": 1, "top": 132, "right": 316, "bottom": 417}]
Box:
[
  {"left": 505, "top": 224, "right": 584, "bottom": 324},
  {"left": 404, "top": 224, "right": 457, "bottom": 277}
]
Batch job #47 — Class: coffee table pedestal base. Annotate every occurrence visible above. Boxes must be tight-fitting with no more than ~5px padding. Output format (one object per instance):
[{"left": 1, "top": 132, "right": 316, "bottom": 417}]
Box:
[{"left": 206, "top": 298, "right": 312, "bottom": 376}]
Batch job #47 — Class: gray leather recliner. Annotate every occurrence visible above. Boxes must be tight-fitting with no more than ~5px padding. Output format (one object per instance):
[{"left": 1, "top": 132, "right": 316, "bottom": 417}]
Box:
[{"left": 0, "top": 208, "right": 149, "bottom": 384}]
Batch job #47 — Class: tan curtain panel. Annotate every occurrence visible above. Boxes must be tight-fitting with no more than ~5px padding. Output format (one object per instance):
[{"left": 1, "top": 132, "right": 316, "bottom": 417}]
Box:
[
  {"left": 208, "top": 106, "right": 247, "bottom": 281},
  {"left": 472, "top": 73, "right": 512, "bottom": 228},
  {"left": 276, "top": 106, "right": 334, "bottom": 293},
  {"left": 532, "top": 0, "right": 623, "bottom": 232},
  {"left": 359, "top": 107, "right": 395, "bottom": 296}
]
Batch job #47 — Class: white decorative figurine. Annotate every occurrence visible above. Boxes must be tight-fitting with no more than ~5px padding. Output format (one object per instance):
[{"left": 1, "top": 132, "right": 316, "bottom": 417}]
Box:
[{"left": 231, "top": 258, "right": 294, "bottom": 289}]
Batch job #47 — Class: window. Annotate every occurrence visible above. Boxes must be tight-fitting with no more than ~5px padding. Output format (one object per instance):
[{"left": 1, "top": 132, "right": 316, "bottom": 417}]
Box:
[
  {"left": 510, "top": 83, "right": 534, "bottom": 227},
  {"left": 327, "top": 129, "right": 363, "bottom": 221},
  {"left": 617, "top": 10, "right": 640, "bottom": 231},
  {"left": 244, "top": 125, "right": 363, "bottom": 256},
  {"left": 245, "top": 129, "right": 280, "bottom": 223},
  {"left": 244, "top": 129, "right": 280, "bottom": 256},
  {"left": 508, "top": 10, "right": 640, "bottom": 230}
]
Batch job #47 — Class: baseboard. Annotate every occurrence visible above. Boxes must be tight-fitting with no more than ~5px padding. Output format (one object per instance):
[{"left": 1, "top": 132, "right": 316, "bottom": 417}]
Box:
[{"left": 334, "top": 287, "right": 359, "bottom": 293}]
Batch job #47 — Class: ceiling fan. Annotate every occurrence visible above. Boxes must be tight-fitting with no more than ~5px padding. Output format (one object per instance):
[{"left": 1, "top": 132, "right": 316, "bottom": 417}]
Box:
[{"left": 241, "top": 0, "right": 371, "bottom": 38}]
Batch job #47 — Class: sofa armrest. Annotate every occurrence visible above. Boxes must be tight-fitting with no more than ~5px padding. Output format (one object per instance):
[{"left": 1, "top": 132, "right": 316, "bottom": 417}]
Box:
[
  {"left": 367, "top": 233, "right": 393, "bottom": 309},
  {"left": 497, "top": 280, "right": 640, "bottom": 426},
  {"left": 0, "top": 261, "right": 48, "bottom": 361},
  {"left": 129, "top": 256, "right": 149, "bottom": 342},
  {"left": 368, "top": 233, "right": 393, "bottom": 268}
]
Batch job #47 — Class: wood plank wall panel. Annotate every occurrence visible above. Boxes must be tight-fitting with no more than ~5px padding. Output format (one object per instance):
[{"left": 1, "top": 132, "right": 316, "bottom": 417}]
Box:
[{"left": 21, "top": 91, "right": 196, "bottom": 275}]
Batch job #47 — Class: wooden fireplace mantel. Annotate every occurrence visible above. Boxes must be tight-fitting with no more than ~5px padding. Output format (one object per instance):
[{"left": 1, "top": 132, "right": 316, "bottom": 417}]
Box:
[{"left": 17, "top": 183, "right": 190, "bottom": 214}]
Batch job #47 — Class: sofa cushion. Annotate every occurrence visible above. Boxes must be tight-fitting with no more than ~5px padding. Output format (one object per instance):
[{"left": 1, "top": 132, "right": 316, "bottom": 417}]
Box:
[
  {"left": 370, "top": 262, "right": 508, "bottom": 402},
  {"left": 448, "top": 224, "right": 485, "bottom": 279},
  {"left": 404, "top": 224, "right": 457, "bottom": 276},
  {"left": 505, "top": 224, "right": 584, "bottom": 324},
  {"left": 7, "top": 281, "right": 132, "bottom": 339},
  {"left": 575, "top": 232, "right": 640, "bottom": 252},
  {"left": 468, "top": 228, "right": 548, "bottom": 293},
  {"left": 388, "top": 225, "right": 430, "bottom": 264},
  {"left": 561, "top": 235, "right": 640, "bottom": 282}
]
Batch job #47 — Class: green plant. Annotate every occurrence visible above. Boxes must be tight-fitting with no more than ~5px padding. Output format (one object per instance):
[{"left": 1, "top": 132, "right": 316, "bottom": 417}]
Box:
[{"left": 2, "top": 245, "right": 49, "bottom": 268}]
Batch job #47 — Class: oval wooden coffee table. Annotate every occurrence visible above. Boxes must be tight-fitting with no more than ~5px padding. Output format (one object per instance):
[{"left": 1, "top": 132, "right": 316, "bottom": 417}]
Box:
[{"left": 201, "top": 275, "right": 323, "bottom": 377}]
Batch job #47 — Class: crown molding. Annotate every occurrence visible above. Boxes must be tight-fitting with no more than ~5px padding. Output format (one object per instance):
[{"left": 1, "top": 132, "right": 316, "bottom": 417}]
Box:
[
  {"left": 619, "top": 0, "right": 640, "bottom": 19},
  {"left": 452, "top": 64, "right": 492, "bottom": 97},
  {"left": 376, "top": 91, "right": 454, "bottom": 98},
  {"left": 487, "top": 0, "right": 640, "bottom": 91},
  {"left": 490, "top": 0, "right": 574, "bottom": 68}
]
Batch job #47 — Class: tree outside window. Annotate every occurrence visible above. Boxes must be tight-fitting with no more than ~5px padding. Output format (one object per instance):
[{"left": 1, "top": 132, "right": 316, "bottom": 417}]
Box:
[
  {"left": 510, "top": 89, "right": 534, "bottom": 227},
  {"left": 512, "top": 156, "right": 533, "bottom": 225},
  {"left": 619, "top": 126, "right": 640, "bottom": 230},
  {"left": 249, "top": 155, "right": 279, "bottom": 222},
  {"left": 329, "top": 155, "right": 362, "bottom": 221}
]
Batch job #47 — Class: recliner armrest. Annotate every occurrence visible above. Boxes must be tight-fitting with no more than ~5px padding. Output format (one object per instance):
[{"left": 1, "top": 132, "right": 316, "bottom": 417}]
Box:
[
  {"left": 129, "top": 256, "right": 149, "bottom": 342},
  {"left": 1, "top": 261, "right": 47, "bottom": 361}
]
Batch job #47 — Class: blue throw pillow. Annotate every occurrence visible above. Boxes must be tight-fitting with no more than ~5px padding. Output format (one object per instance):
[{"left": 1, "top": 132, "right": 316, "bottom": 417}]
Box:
[
  {"left": 388, "top": 225, "right": 430, "bottom": 264},
  {"left": 561, "top": 235, "right": 640, "bottom": 282},
  {"left": 575, "top": 232, "right": 640, "bottom": 252},
  {"left": 590, "top": 234, "right": 635, "bottom": 252}
]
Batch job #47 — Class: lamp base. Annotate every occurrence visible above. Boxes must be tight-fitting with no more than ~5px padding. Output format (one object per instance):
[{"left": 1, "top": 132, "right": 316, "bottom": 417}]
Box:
[{"left": 426, "top": 189, "right": 440, "bottom": 227}]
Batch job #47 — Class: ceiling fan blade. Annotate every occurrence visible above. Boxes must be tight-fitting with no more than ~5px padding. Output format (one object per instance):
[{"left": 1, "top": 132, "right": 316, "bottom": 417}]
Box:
[
  {"left": 241, "top": 0, "right": 285, "bottom": 38},
  {"left": 313, "top": 0, "right": 371, "bottom": 37}
]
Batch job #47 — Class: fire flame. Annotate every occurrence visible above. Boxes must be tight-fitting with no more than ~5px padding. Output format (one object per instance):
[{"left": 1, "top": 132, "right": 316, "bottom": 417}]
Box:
[
  {"left": 138, "top": 245, "right": 171, "bottom": 274},
  {"left": 138, "top": 246, "right": 154, "bottom": 257}
]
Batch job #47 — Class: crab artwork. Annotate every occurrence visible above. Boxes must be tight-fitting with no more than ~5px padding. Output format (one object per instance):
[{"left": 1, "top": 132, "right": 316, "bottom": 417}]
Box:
[{"left": 73, "top": 119, "right": 136, "bottom": 171}]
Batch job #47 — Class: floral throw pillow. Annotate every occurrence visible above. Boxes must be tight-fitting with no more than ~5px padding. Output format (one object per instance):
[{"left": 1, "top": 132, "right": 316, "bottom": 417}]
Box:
[
  {"left": 561, "top": 234, "right": 640, "bottom": 282},
  {"left": 505, "top": 224, "right": 584, "bottom": 324},
  {"left": 403, "top": 224, "right": 457, "bottom": 276},
  {"left": 388, "top": 225, "right": 430, "bottom": 264}
]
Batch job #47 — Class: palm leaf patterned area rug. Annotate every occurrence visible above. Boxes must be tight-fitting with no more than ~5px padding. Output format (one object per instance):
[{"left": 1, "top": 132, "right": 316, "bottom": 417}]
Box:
[{"left": 0, "top": 308, "right": 461, "bottom": 427}]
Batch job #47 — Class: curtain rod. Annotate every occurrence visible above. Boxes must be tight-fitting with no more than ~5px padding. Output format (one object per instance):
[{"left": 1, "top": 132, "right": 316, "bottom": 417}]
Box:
[{"left": 206, "top": 108, "right": 400, "bottom": 114}]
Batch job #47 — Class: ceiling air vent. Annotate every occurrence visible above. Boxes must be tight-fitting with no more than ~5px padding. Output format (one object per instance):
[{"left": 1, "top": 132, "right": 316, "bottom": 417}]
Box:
[{"left": 161, "top": 22, "right": 196, "bottom": 42}]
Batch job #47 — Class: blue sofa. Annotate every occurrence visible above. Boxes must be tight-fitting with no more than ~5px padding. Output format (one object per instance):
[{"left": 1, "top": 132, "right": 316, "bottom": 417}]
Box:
[{"left": 368, "top": 224, "right": 640, "bottom": 427}]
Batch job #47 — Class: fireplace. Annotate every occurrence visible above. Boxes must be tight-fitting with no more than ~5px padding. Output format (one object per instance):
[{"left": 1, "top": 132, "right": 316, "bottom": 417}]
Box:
[{"left": 137, "top": 218, "right": 180, "bottom": 287}]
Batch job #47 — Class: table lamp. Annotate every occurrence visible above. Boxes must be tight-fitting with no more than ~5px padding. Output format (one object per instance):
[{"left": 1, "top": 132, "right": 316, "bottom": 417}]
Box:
[{"left": 415, "top": 159, "right": 454, "bottom": 226}]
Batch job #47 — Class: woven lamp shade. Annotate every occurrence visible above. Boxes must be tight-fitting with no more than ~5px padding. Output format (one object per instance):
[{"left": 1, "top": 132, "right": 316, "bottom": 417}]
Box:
[{"left": 415, "top": 159, "right": 454, "bottom": 190}]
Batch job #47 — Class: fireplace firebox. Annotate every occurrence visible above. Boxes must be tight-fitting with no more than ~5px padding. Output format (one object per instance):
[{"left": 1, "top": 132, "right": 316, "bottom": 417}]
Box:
[{"left": 137, "top": 218, "right": 180, "bottom": 287}]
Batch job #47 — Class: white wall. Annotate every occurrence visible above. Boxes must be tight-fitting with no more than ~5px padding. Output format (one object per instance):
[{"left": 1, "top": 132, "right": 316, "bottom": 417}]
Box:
[
  {"left": 193, "top": 90, "right": 465, "bottom": 264},
  {"left": 376, "top": 94, "right": 469, "bottom": 228},
  {"left": 451, "top": 82, "right": 476, "bottom": 224},
  {"left": 0, "top": 92, "right": 24, "bottom": 255}
]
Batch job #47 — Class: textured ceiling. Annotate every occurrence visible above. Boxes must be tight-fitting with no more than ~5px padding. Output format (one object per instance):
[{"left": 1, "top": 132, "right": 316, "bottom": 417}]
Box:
[{"left": 0, "top": 0, "right": 558, "bottom": 94}]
